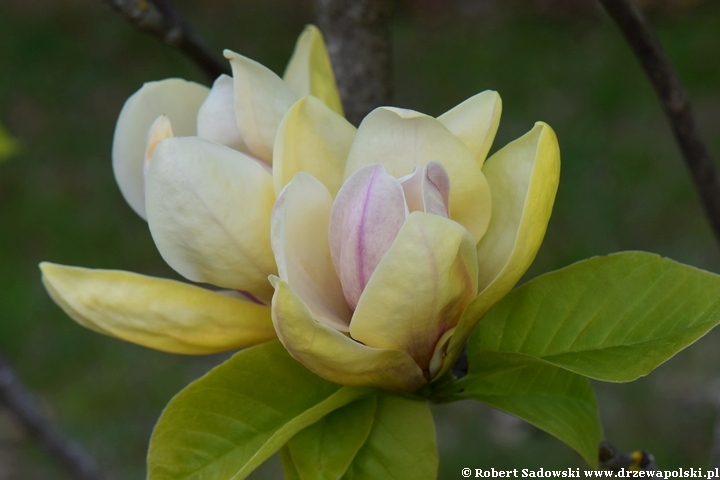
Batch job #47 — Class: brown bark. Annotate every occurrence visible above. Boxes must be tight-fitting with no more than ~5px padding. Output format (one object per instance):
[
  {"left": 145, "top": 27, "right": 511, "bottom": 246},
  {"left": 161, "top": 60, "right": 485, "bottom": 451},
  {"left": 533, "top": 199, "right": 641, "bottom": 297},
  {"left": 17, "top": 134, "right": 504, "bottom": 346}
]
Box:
[{"left": 315, "top": 0, "right": 394, "bottom": 126}]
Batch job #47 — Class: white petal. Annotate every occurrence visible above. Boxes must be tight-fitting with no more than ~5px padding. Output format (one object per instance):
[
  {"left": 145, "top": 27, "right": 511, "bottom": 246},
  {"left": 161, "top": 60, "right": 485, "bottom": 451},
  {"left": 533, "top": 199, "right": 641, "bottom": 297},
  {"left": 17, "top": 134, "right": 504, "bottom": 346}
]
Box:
[
  {"left": 197, "top": 74, "right": 248, "bottom": 153},
  {"left": 112, "top": 79, "right": 208, "bottom": 219}
]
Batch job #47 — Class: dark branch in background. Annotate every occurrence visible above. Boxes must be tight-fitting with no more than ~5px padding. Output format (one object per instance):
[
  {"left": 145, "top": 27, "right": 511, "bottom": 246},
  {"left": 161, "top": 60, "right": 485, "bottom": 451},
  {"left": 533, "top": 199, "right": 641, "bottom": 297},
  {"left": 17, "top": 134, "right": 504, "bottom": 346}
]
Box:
[
  {"left": 598, "top": 0, "right": 720, "bottom": 246},
  {"left": 599, "top": 440, "right": 657, "bottom": 471},
  {"left": 103, "top": 0, "right": 229, "bottom": 81},
  {"left": 710, "top": 404, "right": 720, "bottom": 468},
  {"left": 0, "top": 354, "right": 105, "bottom": 480},
  {"left": 315, "top": 0, "right": 394, "bottom": 126}
]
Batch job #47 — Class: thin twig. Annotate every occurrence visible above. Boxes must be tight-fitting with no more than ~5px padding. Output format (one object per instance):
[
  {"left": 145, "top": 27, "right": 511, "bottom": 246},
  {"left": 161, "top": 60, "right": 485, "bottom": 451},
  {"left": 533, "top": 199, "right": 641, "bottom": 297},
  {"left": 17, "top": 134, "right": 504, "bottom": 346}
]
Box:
[
  {"left": 0, "top": 354, "right": 105, "bottom": 480},
  {"left": 103, "top": 0, "right": 229, "bottom": 80},
  {"left": 599, "top": 440, "right": 657, "bottom": 471},
  {"left": 314, "top": 0, "right": 394, "bottom": 126},
  {"left": 598, "top": 0, "right": 720, "bottom": 246}
]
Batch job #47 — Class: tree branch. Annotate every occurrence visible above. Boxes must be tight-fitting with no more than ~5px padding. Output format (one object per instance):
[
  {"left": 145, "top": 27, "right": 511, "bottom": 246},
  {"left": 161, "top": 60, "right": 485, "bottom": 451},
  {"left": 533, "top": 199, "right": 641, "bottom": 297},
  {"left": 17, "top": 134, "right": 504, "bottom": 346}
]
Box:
[
  {"left": 315, "top": 0, "right": 394, "bottom": 126},
  {"left": 0, "top": 354, "right": 105, "bottom": 480},
  {"left": 710, "top": 403, "right": 720, "bottom": 468},
  {"left": 598, "top": 0, "right": 720, "bottom": 246},
  {"left": 103, "top": 0, "right": 229, "bottom": 80}
]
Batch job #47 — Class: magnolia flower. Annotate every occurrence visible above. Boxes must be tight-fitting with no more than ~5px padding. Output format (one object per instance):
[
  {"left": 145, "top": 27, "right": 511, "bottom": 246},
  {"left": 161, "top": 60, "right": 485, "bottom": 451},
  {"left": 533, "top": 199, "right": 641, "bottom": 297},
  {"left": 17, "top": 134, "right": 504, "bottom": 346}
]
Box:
[
  {"left": 40, "top": 26, "right": 343, "bottom": 354},
  {"left": 40, "top": 24, "right": 559, "bottom": 394},
  {"left": 269, "top": 96, "right": 560, "bottom": 392}
]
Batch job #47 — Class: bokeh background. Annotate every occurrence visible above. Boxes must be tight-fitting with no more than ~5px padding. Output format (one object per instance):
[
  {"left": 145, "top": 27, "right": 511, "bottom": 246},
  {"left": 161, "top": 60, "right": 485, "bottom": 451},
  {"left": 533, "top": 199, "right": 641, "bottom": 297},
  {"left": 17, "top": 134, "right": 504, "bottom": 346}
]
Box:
[{"left": 1, "top": 0, "right": 719, "bottom": 478}]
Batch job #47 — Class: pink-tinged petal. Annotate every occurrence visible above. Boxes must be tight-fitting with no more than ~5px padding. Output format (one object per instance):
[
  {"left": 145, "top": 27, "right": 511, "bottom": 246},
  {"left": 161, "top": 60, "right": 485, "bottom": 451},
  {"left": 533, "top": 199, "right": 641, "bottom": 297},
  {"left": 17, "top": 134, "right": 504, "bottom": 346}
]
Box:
[
  {"left": 271, "top": 173, "right": 352, "bottom": 331},
  {"left": 400, "top": 162, "right": 450, "bottom": 218},
  {"left": 422, "top": 160, "right": 450, "bottom": 218},
  {"left": 196, "top": 74, "right": 248, "bottom": 153},
  {"left": 344, "top": 107, "right": 491, "bottom": 243},
  {"left": 349, "top": 212, "right": 478, "bottom": 375},
  {"left": 329, "top": 164, "right": 407, "bottom": 310}
]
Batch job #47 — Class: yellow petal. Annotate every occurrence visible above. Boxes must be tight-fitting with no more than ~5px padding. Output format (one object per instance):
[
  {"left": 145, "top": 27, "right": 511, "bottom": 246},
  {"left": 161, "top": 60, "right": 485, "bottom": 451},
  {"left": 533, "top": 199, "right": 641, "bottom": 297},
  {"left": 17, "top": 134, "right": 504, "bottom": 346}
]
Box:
[
  {"left": 283, "top": 25, "right": 344, "bottom": 116},
  {"left": 146, "top": 137, "right": 277, "bottom": 302},
  {"left": 350, "top": 212, "right": 478, "bottom": 373},
  {"left": 442, "top": 122, "right": 561, "bottom": 377},
  {"left": 344, "top": 107, "right": 491, "bottom": 243},
  {"left": 271, "top": 279, "right": 426, "bottom": 393},
  {"left": 273, "top": 96, "right": 355, "bottom": 196},
  {"left": 40, "top": 263, "right": 275, "bottom": 354},
  {"left": 224, "top": 50, "right": 298, "bottom": 163},
  {"left": 112, "top": 79, "right": 209, "bottom": 219},
  {"left": 197, "top": 74, "right": 248, "bottom": 153},
  {"left": 271, "top": 173, "right": 352, "bottom": 331},
  {"left": 438, "top": 91, "right": 502, "bottom": 166}
]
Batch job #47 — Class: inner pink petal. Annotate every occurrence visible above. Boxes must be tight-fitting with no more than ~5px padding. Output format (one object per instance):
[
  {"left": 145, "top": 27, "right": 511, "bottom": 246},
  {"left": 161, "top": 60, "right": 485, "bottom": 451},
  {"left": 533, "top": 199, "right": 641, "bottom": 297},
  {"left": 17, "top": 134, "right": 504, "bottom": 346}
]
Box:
[
  {"left": 423, "top": 160, "right": 451, "bottom": 218},
  {"left": 329, "top": 164, "right": 407, "bottom": 310}
]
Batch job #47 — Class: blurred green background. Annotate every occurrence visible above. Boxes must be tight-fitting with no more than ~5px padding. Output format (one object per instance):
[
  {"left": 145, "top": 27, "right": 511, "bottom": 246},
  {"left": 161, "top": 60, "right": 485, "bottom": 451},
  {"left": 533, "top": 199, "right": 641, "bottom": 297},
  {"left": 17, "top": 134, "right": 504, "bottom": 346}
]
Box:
[{"left": 1, "top": 0, "right": 719, "bottom": 478}]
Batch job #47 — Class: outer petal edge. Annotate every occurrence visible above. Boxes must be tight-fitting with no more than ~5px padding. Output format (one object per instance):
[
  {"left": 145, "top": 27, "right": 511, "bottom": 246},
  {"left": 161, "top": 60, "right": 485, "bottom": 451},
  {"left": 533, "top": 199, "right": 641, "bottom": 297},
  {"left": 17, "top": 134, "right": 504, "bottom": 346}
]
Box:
[
  {"left": 271, "top": 279, "right": 426, "bottom": 393},
  {"left": 440, "top": 122, "right": 560, "bottom": 377}
]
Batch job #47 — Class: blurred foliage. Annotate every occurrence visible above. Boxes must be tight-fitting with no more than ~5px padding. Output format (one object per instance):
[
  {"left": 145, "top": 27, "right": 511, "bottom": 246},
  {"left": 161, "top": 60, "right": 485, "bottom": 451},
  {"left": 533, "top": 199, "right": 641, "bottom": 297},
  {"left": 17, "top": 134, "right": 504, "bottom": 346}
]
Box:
[
  {"left": 0, "top": 0, "right": 719, "bottom": 478},
  {"left": 0, "top": 124, "right": 20, "bottom": 162}
]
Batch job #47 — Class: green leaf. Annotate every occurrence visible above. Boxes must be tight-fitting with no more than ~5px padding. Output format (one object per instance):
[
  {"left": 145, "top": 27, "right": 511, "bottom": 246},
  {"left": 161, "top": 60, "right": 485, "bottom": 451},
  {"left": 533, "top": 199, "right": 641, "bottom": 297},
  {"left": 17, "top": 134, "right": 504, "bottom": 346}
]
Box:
[
  {"left": 147, "top": 340, "right": 371, "bottom": 480},
  {"left": 471, "top": 252, "right": 720, "bottom": 382},
  {"left": 342, "top": 395, "right": 438, "bottom": 480},
  {"left": 282, "top": 395, "right": 438, "bottom": 480},
  {"left": 445, "top": 351, "right": 601, "bottom": 468},
  {"left": 281, "top": 397, "right": 377, "bottom": 480}
]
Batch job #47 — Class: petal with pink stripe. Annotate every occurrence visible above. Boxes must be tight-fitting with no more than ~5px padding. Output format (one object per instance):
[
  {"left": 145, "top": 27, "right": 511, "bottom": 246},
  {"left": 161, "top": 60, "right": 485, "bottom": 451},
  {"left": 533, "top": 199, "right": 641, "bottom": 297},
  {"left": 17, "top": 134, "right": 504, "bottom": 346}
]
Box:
[{"left": 329, "top": 164, "right": 407, "bottom": 310}]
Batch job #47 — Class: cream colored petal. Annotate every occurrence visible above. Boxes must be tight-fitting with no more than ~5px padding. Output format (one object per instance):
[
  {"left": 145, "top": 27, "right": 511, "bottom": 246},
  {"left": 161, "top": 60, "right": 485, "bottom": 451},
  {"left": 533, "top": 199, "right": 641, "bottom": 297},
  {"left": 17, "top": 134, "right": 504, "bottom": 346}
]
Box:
[
  {"left": 350, "top": 212, "right": 478, "bottom": 374},
  {"left": 112, "top": 79, "right": 209, "bottom": 220},
  {"left": 146, "top": 137, "right": 277, "bottom": 302},
  {"left": 40, "top": 263, "right": 275, "bottom": 354},
  {"left": 344, "top": 107, "right": 491, "bottom": 243},
  {"left": 224, "top": 50, "right": 298, "bottom": 163},
  {"left": 272, "top": 96, "right": 355, "bottom": 196},
  {"left": 271, "top": 173, "right": 352, "bottom": 331},
  {"left": 282, "top": 25, "right": 344, "bottom": 116},
  {"left": 197, "top": 74, "right": 248, "bottom": 153},
  {"left": 271, "top": 278, "right": 426, "bottom": 392},
  {"left": 399, "top": 167, "right": 422, "bottom": 213},
  {"left": 441, "top": 122, "right": 561, "bottom": 378},
  {"left": 438, "top": 91, "right": 502, "bottom": 166}
]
